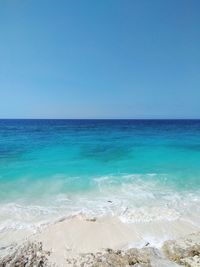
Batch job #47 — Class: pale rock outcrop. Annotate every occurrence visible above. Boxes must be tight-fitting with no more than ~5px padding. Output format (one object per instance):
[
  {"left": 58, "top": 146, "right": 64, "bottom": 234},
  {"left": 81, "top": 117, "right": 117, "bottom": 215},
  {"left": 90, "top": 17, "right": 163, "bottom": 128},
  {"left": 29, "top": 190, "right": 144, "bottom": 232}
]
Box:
[{"left": 162, "top": 232, "right": 200, "bottom": 266}]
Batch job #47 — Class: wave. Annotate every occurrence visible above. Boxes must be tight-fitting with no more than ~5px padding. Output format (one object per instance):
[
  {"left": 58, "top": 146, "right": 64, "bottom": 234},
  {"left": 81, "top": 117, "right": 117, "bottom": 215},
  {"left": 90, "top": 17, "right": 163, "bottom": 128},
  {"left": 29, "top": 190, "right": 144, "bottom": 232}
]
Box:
[{"left": 0, "top": 173, "right": 200, "bottom": 237}]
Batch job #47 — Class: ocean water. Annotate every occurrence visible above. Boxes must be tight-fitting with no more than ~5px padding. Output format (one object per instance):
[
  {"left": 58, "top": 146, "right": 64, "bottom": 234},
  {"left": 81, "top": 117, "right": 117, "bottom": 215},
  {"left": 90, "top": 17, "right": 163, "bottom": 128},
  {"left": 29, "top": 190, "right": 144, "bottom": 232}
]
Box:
[{"left": 0, "top": 119, "right": 200, "bottom": 234}]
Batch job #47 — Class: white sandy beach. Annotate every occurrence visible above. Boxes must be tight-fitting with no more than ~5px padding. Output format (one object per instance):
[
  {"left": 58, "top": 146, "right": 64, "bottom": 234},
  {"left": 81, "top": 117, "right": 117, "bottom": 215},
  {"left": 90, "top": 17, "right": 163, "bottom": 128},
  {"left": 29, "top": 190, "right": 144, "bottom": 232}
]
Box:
[
  {"left": 32, "top": 215, "right": 200, "bottom": 266},
  {"left": 1, "top": 213, "right": 200, "bottom": 266}
]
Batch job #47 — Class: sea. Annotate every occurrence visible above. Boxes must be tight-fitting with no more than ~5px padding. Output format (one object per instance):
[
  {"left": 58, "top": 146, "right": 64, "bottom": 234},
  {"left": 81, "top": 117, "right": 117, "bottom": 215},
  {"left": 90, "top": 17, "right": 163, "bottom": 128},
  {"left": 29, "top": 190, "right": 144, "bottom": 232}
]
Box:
[{"left": 0, "top": 119, "right": 200, "bottom": 239}]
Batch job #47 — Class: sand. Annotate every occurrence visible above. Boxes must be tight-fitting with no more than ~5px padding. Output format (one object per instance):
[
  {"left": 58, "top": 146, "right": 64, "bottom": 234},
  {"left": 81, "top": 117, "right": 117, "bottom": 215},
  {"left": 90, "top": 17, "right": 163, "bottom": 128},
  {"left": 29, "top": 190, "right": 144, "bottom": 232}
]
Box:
[
  {"left": 31, "top": 215, "right": 199, "bottom": 266},
  {"left": 0, "top": 215, "right": 200, "bottom": 266}
]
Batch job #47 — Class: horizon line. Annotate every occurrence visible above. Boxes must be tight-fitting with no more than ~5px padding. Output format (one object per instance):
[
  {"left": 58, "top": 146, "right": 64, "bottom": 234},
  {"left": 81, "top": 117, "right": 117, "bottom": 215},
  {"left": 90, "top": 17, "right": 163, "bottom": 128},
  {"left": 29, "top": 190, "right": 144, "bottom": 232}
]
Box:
[{"left": 0, "top": 118, "right": 200, "bottom": 120}]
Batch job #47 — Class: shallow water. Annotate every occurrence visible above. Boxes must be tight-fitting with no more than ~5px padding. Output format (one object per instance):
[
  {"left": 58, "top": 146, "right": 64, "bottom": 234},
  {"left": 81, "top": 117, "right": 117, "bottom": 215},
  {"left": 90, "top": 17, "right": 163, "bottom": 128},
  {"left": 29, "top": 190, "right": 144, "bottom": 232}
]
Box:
[{"left": 0, "top": 119, "right": 200, "bottom": 235}]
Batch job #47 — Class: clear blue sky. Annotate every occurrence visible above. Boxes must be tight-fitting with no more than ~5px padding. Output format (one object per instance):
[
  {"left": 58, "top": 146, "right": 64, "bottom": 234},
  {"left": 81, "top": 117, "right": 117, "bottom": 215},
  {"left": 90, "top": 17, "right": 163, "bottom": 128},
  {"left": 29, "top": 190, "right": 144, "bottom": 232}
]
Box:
[{"left": 0, "top": 0, "right": 200, "bottom": 119}]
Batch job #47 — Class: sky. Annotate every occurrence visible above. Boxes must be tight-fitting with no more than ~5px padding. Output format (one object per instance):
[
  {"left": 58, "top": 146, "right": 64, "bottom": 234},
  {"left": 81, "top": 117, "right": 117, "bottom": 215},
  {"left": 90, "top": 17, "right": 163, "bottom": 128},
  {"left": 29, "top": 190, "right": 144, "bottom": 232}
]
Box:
[{"left": 0, "top": 0, "right": 200, "bottom": 119}]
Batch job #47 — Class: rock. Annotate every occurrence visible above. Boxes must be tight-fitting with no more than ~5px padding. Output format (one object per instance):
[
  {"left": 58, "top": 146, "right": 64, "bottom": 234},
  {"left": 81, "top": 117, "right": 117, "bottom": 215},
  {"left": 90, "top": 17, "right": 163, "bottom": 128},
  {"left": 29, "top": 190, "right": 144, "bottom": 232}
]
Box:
[
  {"left": 180, "top": 255, "right": 200, "bottom": 266},
  {"left": 0, "top": 242, "right": 51, "bottom": 267},
  {"left": 162, "top": 232, "right": 200, "bottom": 266},
  {"left": 75, "top": 247, "right": 162, "bottom": 267},
  {"left": 86, "top": 218, "right": 97, "bottom": 222}
]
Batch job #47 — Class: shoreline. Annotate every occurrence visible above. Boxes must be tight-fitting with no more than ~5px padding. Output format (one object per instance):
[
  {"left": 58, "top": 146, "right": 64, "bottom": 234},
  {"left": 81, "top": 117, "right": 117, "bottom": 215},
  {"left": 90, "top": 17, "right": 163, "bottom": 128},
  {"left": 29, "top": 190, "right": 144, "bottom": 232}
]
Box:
[{"left": 1, "top": 215, "right": 200, "bottom": 266}]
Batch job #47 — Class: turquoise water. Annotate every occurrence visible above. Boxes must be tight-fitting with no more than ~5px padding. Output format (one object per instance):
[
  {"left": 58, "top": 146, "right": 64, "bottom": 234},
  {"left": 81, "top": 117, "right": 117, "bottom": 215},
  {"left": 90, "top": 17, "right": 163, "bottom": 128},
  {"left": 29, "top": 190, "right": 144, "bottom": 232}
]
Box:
[{"left": 0, "top": 119, "right": 200, "bottom": 231}]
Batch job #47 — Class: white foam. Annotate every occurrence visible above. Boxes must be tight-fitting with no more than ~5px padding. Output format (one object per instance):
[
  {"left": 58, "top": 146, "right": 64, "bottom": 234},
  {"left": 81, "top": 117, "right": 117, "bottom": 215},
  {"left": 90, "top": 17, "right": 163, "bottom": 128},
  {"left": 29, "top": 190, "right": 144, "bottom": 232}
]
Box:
[
  {"left": 120, "top": 207, "right": 180, "bottom": 223},
  {"left": 0, "top": 173, "right": 199, "bottom": 237}
]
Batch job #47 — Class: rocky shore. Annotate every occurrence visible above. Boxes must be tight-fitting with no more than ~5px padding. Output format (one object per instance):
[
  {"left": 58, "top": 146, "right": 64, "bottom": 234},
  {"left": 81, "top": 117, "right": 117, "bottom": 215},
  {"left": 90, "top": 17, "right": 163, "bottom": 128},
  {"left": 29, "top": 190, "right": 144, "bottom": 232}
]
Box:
[
  {"left": 0, "top": 242, "right": 50, "bottom": 267},
  {"left": 163, "top": 232, "right": 200, "bottom": 266},
  {"left": 0, "top": 232, "right": 200, "bottom": 267}
]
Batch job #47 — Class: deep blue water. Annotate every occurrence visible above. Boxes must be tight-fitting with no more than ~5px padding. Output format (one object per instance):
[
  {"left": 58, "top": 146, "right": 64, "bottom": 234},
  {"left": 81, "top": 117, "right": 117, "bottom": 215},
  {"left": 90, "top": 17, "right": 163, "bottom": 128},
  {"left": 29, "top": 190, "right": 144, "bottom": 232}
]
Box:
[{"left": 0, "top": 119, "right": 200, "bottom": 230}]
